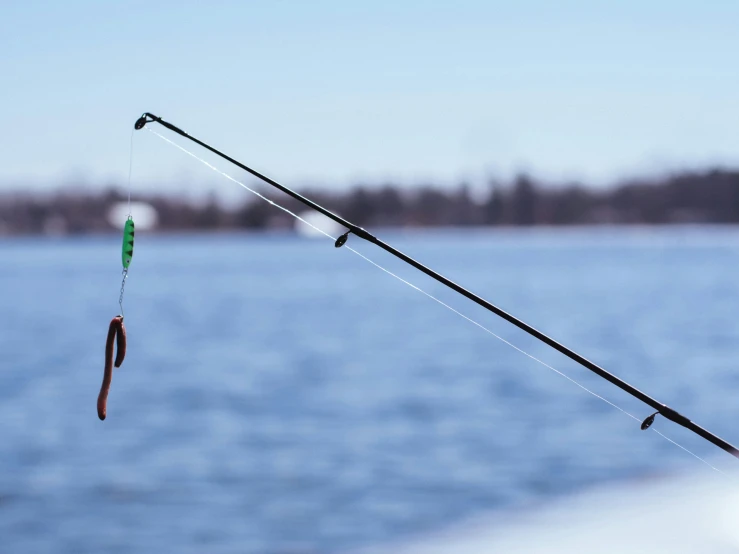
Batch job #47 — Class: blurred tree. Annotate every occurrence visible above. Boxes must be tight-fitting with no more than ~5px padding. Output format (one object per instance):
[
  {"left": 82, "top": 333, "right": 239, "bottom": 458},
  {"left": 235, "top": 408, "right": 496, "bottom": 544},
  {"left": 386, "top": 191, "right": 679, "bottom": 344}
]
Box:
[
  {"left": 237, "top": 198, "right": 270, "bottom": 229},
  {"left": 370, "top": 185, "right": 404, "bottom": 226},
  {"left": 511, "top": 174, "right": 537, "bottom": 225},
  {"left": 483, "top": 183, "right": 505, "bottom": 225}
]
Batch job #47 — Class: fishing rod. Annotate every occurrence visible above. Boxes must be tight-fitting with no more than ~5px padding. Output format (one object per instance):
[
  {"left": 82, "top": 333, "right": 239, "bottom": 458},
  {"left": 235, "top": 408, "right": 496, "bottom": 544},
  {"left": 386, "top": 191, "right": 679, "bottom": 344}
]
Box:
[{"left": 134, "top": 112, "right": 739, "bottom": 461}]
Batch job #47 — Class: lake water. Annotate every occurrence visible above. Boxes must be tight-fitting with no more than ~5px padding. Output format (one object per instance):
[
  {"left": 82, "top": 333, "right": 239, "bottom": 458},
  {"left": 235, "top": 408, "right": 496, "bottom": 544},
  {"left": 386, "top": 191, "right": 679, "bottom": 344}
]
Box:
[{"left": 2, "top": 227, "right": 739, "bottom": 553}]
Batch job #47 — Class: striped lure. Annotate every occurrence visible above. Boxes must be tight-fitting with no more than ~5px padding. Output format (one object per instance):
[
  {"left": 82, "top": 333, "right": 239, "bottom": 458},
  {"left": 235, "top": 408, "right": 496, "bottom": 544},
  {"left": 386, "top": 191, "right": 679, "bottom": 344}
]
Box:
[{"left": 122, "top": 217, "right": 135, "bottom": 268}]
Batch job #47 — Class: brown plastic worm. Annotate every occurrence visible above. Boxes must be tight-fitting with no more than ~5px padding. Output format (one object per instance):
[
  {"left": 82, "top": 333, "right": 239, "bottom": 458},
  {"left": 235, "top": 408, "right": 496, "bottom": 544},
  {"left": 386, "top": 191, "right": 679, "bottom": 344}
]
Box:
[
  {"left": 97, "top": 316, "right": 124, "bottom": 421},
  {"left": 114, "top": 317, "right": 127, "bottom": 368}
]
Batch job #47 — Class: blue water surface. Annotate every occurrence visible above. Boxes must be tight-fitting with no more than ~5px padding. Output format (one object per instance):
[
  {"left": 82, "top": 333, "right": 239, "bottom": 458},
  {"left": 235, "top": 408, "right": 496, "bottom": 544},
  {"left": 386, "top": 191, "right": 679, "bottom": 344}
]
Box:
[{"left": 1, "top": 227, "right": 739, "bottom": 553}]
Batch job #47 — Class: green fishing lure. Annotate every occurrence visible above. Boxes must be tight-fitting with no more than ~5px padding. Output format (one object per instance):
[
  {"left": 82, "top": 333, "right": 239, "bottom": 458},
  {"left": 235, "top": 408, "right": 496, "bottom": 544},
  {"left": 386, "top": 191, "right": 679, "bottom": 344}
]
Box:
[{"left": 122, "top": 217, "right": 135, "bottom": 268}]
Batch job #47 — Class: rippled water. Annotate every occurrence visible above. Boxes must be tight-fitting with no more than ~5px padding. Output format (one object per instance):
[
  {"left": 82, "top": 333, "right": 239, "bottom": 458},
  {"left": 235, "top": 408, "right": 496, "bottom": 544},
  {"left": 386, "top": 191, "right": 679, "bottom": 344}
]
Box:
[{"left": 2, "top": 227, "right": 739, "bottom": 553}]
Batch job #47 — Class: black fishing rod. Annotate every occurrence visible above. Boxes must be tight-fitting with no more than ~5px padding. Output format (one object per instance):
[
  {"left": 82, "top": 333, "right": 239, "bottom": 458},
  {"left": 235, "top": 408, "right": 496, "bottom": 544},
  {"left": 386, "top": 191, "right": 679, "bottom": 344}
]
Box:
[{"left": 134, "top": 112, "right": 739, "bottom": 461}]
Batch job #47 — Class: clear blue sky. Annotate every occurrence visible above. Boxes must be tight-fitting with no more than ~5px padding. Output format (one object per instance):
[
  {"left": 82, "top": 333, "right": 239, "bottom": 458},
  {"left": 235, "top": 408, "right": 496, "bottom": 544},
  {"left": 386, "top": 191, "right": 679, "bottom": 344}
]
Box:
[{"left": 2, "top": 0, "right": 738, "bottom": 194}]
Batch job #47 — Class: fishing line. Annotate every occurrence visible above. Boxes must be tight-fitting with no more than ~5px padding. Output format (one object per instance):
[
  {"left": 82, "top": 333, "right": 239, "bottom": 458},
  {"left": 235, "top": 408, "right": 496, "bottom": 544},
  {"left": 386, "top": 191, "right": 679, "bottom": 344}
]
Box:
[
  {"left": 145, "top": 127, "right": 726, "bottom": 475},
  {"left": 146, "top": 128, "right": 328, "bottom": 232},
  {"left": 348, "top": 249, "right": 728, "bottom": 476},
  {"left": 653, "top": 429, "right": 725, "bottom": 473},
  {"left": 127, "top": 127, "right": 135, "bottom": 217}
]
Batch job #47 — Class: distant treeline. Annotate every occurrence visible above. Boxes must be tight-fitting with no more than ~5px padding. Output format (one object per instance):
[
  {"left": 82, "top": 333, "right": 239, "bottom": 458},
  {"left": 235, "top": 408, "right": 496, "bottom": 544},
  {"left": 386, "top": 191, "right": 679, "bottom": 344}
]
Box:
[{"left": 2, "top": 169, "right": 739, "bottom": 235}]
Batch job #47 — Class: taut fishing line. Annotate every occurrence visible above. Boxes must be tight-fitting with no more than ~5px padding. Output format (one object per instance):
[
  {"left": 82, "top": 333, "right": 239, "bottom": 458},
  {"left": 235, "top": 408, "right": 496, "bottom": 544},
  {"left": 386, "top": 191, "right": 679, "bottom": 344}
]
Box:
[
  {"left": 127, "top": 127, "right": 135, "bottom": 216},
  {"left": 144, "top": 126, "right": 726, "bottom": 475}
]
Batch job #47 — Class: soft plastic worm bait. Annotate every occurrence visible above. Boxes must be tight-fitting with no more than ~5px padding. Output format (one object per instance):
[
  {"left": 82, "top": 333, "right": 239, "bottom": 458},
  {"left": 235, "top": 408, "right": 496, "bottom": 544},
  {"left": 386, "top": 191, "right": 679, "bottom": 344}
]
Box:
[{"left": 98, "top": 316, "right": 126, "bottom": 420}]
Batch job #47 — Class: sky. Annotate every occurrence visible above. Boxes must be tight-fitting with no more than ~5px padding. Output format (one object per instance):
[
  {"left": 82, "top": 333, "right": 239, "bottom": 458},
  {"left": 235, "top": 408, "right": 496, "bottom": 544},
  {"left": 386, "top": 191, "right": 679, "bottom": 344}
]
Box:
[{"left": 1, "top": 0, "right": 738, "bottom": 195}]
